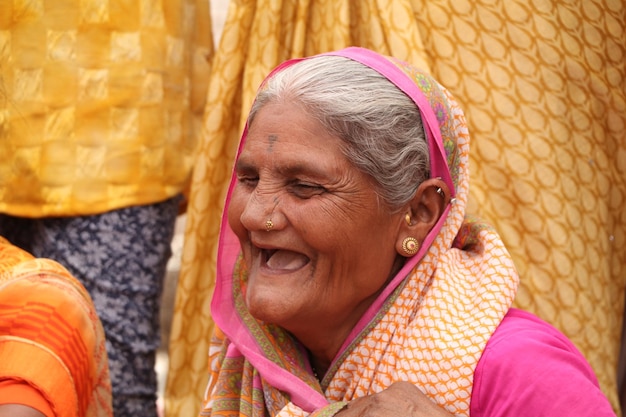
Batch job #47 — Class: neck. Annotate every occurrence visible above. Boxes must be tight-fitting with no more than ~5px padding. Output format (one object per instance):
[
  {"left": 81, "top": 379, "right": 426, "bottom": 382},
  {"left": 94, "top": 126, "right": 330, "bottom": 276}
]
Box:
[
  {"left": 293, "top": 263, "right": 407, "bottom": 379},
  {"left": 297, "top": 326, "right": 345, "bottom": 371},
  {"left": 308, "top": 347, "right": 333, "bottom": 380},
  {"left": 288, "top": 321, "right": 351, "bottom": 380}
]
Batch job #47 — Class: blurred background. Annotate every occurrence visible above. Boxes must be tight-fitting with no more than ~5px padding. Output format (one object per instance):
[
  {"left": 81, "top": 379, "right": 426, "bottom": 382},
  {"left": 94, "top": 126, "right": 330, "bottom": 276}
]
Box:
[{"left": 156, "top": 0, "right": 228, "bottom": 408}]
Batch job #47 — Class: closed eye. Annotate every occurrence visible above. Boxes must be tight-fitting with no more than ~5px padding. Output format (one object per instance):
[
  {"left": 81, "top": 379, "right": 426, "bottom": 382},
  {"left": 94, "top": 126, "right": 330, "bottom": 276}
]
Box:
[
  {"left": 234, "top": 159, "right": 259, "bottom": 189},
  {"left": 236, "top": 175, "right": 258, "bottom": 188},
  {"left": 288, "top": 181, "right": 326, "bottom": 199}
]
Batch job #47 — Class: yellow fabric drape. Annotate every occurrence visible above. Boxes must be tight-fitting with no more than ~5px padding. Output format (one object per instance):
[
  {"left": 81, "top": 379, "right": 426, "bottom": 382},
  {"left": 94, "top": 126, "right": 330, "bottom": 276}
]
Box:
[
  {"left": 0, "top": 0, "right": 213, "bottom": 217},
  {"left": 166, "top": 1, "right": 625, "bottom": 416}
]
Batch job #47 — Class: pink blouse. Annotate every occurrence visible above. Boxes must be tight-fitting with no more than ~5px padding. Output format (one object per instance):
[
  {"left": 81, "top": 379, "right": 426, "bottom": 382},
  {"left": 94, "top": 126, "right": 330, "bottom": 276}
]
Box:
[{"left": 470, "top": 308, "right": 616, "bottom": 416}]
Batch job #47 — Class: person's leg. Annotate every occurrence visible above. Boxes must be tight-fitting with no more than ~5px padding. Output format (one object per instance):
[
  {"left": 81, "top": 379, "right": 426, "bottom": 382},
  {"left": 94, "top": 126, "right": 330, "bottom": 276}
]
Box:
[{"left": 24, "top": 196, "right": 181, "bottom": 417}]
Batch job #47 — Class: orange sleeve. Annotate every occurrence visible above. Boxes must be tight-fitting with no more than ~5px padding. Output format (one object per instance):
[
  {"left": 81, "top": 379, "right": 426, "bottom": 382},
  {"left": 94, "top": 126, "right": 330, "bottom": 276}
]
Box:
[
  {"left": 0, "top": 237, "right": 112, "bottom": 417},
  {"left": 0, "top": 379, "right": 54, "bottom": 417}
]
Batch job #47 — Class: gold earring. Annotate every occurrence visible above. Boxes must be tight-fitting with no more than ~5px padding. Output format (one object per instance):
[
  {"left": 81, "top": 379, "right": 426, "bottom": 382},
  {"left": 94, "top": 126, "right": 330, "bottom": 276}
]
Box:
[
  {"left": 265, "top": 219, "right": 274, "bottom": 231},
  {"left": 405, "top": 213, "right": 411, "bottom": 226},
  {"left": 402, "top": 237, "right": 419, "bottom": 256}
]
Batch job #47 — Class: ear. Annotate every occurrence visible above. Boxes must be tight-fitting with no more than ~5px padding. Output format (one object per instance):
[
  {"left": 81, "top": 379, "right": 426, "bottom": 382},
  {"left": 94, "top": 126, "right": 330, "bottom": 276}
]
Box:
[{"left": 395, "top": 178, "right": 450, "bottom": 257}]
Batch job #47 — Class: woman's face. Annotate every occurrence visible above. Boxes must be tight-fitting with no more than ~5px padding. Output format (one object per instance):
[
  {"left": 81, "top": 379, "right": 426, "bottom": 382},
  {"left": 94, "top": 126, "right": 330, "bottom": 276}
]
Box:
[{"left": 228, "top": 101, "right": 405, "bottom": 343}]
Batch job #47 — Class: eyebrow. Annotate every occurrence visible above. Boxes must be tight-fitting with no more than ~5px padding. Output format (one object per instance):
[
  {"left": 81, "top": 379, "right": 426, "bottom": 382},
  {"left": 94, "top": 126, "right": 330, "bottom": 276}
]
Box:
[
  {"left": 235, "top": 157, "right": 330, "bottom": 181},
  {"left": 234, "top": 158, "right": 254, "bottom": 173},
  {"left": 278, "top": 163, "right": 328, "bottom": 180}
]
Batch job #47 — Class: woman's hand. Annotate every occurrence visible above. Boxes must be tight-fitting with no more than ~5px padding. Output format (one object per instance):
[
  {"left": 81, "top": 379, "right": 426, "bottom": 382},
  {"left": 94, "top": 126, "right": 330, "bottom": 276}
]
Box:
[{"left": 335, "top": 381, "right": 454, "bottom": 417}]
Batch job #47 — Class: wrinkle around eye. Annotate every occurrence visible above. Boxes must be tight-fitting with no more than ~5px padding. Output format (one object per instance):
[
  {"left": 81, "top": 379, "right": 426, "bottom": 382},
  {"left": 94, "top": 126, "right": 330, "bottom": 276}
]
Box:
[
  {"left": 288, "top": 183, "right": 327, "bottom": 199},
  {"left": 236, "top": 176, "right": 259, "bottom": 188}
]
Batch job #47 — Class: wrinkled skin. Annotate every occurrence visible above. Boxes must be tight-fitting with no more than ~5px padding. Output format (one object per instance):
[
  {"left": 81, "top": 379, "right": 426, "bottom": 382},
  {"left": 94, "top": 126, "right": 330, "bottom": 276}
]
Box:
[
  {"left": 229, "top": 101, "right": 408, "bottom": 369},
  {"left": 230, "top": 100, "right": 449, "bottom": 379},
  {"left": 336, "top": 382, "right": 454, "bottom": 417}
]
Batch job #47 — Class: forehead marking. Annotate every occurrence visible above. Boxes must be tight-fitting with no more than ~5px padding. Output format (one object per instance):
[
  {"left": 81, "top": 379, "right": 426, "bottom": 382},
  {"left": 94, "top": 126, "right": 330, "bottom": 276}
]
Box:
[{"left": 267, "top": 134, "right": 278, "bottom": 151}]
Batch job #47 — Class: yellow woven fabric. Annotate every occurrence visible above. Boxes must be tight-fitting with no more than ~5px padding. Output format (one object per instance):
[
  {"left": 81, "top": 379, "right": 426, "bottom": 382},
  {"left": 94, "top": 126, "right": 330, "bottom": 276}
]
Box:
[
  {"left": 167, "top": 1, "right": 625, "bottom": 415},
  {"left": 0, "top": 0, "right": 212, "bottom": 217}
]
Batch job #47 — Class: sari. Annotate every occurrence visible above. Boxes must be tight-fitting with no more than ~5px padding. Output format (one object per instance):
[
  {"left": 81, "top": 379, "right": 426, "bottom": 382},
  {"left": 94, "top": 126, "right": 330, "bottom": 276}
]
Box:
[
  {"left": 201, "top": 47, "right": 519, "bottom": 417},
  {"left": 0, "top": 237, "right": 112, "bottom": 417}
]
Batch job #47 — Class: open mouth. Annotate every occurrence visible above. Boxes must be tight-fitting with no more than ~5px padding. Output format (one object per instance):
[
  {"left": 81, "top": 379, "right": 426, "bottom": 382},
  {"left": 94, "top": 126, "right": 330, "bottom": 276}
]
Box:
[{"left": 262, "top": 248, "right": 310, "bottom": 271}]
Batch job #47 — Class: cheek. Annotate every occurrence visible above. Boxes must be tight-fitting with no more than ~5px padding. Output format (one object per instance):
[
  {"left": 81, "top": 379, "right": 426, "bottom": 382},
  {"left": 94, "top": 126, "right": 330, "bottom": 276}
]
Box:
[
  {"left": 289, "top": 204, "right": 349, "bottom": 245},
  {"left": 227, "top": 190, "right": 247, "bottom": 236},
  {"left": 296, "top": 211, "right": 360, "bottom": 259},
  {"left": 313, "top": 204, "right": 376, "bottom": 244}
]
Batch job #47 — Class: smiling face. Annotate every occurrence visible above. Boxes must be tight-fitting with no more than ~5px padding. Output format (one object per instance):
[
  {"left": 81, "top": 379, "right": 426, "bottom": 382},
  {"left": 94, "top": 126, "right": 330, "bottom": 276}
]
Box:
[{"left": 228, "top": 101, "right": 406, "bottom": 352}]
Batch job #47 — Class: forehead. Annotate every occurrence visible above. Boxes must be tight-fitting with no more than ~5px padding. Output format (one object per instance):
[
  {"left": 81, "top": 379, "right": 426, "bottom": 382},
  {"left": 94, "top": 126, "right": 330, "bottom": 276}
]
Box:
[
  {"left": 235, "top": 103, "right": 381, "bottom": 193},
  {"left": 241, "top": 102, "right": 345, "bottom": 159}
]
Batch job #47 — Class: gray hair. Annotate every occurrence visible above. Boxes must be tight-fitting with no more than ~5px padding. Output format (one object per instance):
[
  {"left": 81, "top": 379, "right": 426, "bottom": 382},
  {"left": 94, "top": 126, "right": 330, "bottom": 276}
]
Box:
[{"left": 248, "top": 55, "right": 430, "bottom": 211}]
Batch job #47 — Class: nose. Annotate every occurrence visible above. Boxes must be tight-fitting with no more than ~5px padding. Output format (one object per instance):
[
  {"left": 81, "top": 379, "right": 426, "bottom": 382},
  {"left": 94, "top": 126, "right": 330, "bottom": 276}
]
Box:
[{"left": 239, "top": 185, "right": 281, "bottom": 232}]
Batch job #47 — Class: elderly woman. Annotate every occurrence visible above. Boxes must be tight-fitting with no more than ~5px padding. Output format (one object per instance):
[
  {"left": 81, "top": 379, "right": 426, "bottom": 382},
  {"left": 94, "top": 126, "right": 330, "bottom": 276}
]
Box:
[{"left": 202, "top": 47, "right": 615, "bottom": 416}]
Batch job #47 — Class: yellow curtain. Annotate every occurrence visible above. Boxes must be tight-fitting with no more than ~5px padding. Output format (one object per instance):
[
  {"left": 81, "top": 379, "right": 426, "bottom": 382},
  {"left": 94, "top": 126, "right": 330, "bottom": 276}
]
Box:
[{"left": 166, "top": 1, "right": 625, "bottom": 415}]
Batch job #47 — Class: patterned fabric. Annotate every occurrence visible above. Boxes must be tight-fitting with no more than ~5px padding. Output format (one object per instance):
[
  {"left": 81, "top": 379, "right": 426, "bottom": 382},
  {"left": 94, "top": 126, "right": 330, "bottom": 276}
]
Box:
[
  {"left": 166, "top": 2, "right": 625, "bottom": 415},
  {"left": 0, "top": 195, "right": 181, "bottom": 417},
  {"left": 0, "top": 0, "right": 212, "bottom": 217},
  {"left": 199, "top": 47, "right": 518, "bottom": 417},
  {"left": 0, "top": 236, "right": 112, "bottom": 417}
]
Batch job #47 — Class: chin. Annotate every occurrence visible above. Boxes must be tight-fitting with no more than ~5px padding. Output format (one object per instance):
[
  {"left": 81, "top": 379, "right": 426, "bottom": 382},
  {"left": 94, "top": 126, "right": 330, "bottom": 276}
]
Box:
[{"left": 245, "top": 291, "right": 291, "bottom": 325}]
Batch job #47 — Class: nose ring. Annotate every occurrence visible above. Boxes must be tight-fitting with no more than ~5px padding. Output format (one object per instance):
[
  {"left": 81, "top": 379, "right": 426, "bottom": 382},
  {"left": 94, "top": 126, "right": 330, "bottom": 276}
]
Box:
[{"left": 265, "top": 219, "right": 274, "bottom": 232}]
